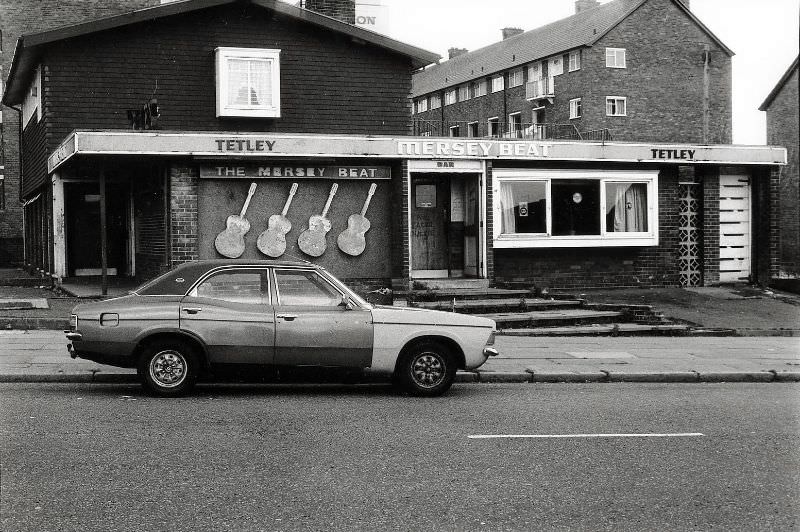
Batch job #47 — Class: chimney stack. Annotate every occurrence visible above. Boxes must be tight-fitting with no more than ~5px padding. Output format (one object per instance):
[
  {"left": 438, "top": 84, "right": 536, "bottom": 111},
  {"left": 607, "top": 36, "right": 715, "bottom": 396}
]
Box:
[
  {"left": 448, "top": 48, "right": 468, "bottom": 59},
  {"left": 501, "top": 27, "right": 524, "bottom": 40},
  {"left": 302, "top": 0, "right": 356, "bottom": 24},
  {"left": 575, "top": 0, "right": 600, "bottom": 14},
  {"left": 679, "top": 0, "right": 690, "bottom": 9}
]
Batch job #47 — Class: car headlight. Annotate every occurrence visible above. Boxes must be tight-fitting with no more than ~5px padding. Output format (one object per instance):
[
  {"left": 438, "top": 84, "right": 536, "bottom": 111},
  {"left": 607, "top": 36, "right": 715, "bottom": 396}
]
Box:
[{"left": 70, "top": 314, "right": 78, "bottom": 331}]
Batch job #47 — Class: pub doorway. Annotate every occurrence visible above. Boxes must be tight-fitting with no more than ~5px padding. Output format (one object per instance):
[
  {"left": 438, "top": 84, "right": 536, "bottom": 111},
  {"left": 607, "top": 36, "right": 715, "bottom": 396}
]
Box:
[{"left": 410, "top": 173, "right": 482, "bottom": 278}]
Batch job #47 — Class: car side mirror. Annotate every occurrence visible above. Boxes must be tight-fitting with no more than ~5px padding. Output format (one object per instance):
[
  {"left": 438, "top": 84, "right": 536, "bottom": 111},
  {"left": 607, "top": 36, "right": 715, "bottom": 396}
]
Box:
[{"left": 340, "top": 295, "right": 354, "bottom": 310}]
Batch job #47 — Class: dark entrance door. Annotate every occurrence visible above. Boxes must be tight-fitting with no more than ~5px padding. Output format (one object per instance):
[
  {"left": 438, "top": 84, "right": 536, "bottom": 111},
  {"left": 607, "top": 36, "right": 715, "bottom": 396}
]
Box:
[
  {"left": 65, "top": 182, "right": 128, "bottom": 276},
  {"left": 411, "top": 176, "right": 450, "bottom": 275}
]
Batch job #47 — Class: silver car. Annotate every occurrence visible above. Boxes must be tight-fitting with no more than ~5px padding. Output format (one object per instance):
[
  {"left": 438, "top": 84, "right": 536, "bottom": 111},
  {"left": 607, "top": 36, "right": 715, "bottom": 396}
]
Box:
[{"left": 66, "top": 260, "right": 498, "bottom": 396}]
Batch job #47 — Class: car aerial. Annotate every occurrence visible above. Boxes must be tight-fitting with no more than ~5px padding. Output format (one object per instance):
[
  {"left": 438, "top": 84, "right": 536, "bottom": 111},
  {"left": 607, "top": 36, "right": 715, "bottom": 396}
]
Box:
[{"left": 66, "top": 260, "right": 498, "bottom": 397}]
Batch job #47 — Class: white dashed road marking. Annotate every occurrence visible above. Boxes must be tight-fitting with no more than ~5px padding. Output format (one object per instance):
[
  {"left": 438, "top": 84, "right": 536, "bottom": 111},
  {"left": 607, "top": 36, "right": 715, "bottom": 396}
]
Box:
[{"left": 468, "top": 433, "right": 704, "bottom": 439}]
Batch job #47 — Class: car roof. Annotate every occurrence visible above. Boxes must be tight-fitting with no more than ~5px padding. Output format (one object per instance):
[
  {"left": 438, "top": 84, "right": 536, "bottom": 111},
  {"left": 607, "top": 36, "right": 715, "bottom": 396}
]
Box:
[{"left": 135, "top": 259, "right": 316, "bottom": 296}]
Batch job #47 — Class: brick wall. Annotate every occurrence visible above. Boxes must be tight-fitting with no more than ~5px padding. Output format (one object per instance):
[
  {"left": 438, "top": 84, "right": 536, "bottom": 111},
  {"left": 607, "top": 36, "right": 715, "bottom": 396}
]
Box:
[
  {"left": 169, "top": 165, "right": 199, "bottom": 268},
  {"left": 302, "top": 0, "right": 356, "bottom": 24},
  {"left": 701, "top": 167, "right": 720, "bottom": 285},
  {"left": 764, "top": 67, "right": 799, "bottom": 276}
]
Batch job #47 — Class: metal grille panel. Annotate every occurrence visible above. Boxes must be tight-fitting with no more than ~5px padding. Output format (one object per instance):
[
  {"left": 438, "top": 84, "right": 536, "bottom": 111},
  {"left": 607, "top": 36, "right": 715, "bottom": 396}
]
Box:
[{"left": 678, "top": 182, "right": 701, "bottom": 287}]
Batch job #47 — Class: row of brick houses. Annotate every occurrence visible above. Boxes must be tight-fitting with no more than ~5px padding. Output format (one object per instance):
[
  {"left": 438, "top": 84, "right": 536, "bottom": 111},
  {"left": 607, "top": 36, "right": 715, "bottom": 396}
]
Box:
[{"left": 0, "top": 0, "right": 790, "bottom": 293}]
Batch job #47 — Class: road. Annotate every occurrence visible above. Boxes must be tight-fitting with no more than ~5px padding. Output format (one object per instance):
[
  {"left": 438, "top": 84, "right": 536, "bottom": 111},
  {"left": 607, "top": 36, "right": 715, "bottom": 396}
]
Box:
[{"left": 1, "top": 383, "right": 798, "bottom": 531}]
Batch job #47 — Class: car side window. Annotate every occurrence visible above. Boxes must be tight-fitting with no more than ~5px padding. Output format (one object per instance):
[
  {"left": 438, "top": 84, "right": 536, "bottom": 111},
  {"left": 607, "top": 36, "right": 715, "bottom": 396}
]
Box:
[
  {"left": 274, "top": 270, "right": 342, "bottom": 307},
  {"left": 194, "top": 271, "right": 268, "bottom": 305}
]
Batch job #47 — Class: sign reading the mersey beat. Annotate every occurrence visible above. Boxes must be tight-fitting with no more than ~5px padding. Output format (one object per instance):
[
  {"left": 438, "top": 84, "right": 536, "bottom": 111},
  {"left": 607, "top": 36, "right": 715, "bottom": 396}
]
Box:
[{"left": 200, "top": 164, "right": 391, "bottom": 179}]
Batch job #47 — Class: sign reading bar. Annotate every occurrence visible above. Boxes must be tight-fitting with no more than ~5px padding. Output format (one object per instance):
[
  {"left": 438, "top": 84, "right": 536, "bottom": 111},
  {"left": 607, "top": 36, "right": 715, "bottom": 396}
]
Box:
[{"left": 200, "top": 164, "right": 391, "bottom": 179}]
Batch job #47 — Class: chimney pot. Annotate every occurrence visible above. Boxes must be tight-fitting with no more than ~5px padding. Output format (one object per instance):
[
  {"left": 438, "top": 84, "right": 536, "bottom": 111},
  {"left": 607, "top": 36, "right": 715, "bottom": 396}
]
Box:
[
  {"left": 302, "top": 0, "right": 356, "bottom": 24},
  {"left": 448, "top": 47, "right": 469, "bottom": 59},
  {"left": 575, "top": 0, "right": 600, "bottom": 14},
  {"left": 501, "top": 27, "right": 524, "bottom": 40}
]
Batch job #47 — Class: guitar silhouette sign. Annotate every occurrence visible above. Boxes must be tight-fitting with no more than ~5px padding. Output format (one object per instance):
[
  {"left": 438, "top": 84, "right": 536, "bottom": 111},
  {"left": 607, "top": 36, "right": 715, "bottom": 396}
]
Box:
[
  {"left": 214, "top": 182, "right": 257, "bottom": 259},
  {"left": 298, "top": 183, "right": 338, "bottom": 257},
  {"left": 257, "top": 182, "right": 298, "bottom": 258},
  {"left": 337, "top": 183, "right": 377, "bottom": 256}
]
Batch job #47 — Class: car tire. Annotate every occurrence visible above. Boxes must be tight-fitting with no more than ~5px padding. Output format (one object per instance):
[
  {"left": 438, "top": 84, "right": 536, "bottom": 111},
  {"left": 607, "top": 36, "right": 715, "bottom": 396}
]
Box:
[
  {"left": 395, "top": 341, "right": 457, "bottom": 397},
  {"left": 137, "top": 340, "right": 198, "bottom": 397}
]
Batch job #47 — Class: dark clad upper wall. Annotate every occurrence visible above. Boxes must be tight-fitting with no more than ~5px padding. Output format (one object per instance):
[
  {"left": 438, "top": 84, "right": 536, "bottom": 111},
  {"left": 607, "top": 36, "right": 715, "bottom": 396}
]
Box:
[{"left": 42, "top": 3, "right": 414, "bottom": 144}]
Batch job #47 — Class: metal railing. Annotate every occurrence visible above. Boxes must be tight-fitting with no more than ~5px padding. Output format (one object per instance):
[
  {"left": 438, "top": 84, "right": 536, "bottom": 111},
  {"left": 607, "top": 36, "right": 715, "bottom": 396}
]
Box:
[{"left": 412, "top": 119, "right": 612, "bottom": 142}]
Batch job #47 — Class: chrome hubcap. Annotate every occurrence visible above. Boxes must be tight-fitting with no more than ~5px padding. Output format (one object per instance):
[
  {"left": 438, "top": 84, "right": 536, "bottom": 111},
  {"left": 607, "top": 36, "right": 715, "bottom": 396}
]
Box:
[
  {"left": 149, "top": 350, "right": 187, "bottom": 388},
  {"left": 411, "top": 352, "right": 445, "bottom": 388}
]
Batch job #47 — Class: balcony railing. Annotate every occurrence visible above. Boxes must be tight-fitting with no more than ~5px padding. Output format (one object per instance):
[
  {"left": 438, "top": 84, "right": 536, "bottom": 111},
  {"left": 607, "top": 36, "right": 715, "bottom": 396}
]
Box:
[
  {"left": 525, "top": 78, "right": 553, "bottom": 100},
  {"left": 412, "top": 119, "right": 612, "bottom": 142}
]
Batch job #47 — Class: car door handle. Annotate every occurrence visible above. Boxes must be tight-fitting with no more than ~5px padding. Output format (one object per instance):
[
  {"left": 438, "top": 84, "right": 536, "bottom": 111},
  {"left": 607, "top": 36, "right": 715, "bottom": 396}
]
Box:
[
  {"left": 183, "top": 307, "right": 202, "bottom": 314},
  {"left": 277, "top": 314, "right": 297, "bottom": 321}
]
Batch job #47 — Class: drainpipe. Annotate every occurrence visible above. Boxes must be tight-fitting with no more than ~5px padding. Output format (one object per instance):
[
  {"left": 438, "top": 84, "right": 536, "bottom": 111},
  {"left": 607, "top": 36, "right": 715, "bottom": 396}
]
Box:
[{"left": 702, "top": 45, "right": 710, "bottom": 143}]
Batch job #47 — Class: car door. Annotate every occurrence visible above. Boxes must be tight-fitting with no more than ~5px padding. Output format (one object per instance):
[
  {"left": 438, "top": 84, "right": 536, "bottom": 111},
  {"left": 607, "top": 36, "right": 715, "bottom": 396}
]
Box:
[
  {"left": 272, "top": 268, "right": 373, "bottom": 367},
  {"left": 180, "top": 268, "right": 275, "bottom": 365}
]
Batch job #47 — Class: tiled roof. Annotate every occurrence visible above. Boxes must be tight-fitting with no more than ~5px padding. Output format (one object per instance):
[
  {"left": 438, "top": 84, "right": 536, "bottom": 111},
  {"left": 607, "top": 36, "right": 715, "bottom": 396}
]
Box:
[
  {"left": 759, "top": 56, "right": 799, "bottom": 111},
  {"left": 412, "top": 0, "right": 730, "bottom": 98}
]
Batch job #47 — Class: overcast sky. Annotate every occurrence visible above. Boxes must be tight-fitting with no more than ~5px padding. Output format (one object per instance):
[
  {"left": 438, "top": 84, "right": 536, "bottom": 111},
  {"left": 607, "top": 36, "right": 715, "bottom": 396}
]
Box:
[{"left": 365, "top": 0, "right": 799, "bottom": 145}]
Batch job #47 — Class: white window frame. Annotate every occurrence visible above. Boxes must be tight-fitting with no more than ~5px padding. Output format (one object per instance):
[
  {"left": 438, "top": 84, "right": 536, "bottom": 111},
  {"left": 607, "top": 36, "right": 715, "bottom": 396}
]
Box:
[
  {"left": 458, "top": 84, "right": 471, "bottom": 102},
  {"left": 548, "top": 56, "right": 563, "bottom": 77},
  {"left": 507, "top": 112, "right": 522, "bottom": 138},
  {"left": 22, "top": 65, "right": 42, "bottom": 126},
  {"left": 606, "top": 47, "right": 627, "bottom": 68},
  {"left": 508, "top": 68, "right": 524, "bottom": 88},
  {"left": 568, "top": 50, "right": 581, "bottom": 72},
  {"left": 216, "top": 47, "right": 281, "bottom": 118},
  {"left": 606, "top": 96, "right": 627, "bottom": 116},
  {"left": 491, "top": 75, "right": 504, "bottom": 93},
  {"left": 473, "top": 80, "right": 487, "bottom": 98},
  {"left": 430, "top": 94, "right": 442, "bottom": 109},
  {"left": 415, "top": 98, "right": 428, "bottom": 114},
  {"left": 527, "top": 62, "right": 543, "bottom": 81},
  {"left": 488, "top": 116, "right": 501, "bottom": 137},
  {"left": 492, "top": 169, "right": 659, "bottom": 248},
  {"left": 467, "top": 121, "right": 479, "bottom": 137},
  {"left": 449, "top": 125, "right": 461, "bottom": 137},
  {"left": 444, "top": 89, "right": 457, "bottom": 106},
  {"left": 569, "top": 98, "right": 582, "bottom": 119}
]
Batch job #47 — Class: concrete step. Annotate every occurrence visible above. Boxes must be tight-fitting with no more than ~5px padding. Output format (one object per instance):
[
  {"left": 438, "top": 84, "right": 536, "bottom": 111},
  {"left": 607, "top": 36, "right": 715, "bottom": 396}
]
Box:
[
  {"left": 413, "top": 298, "right": 583, "bottom": 313},
  {"left": 403, "top": 287, "right": 533, "bottom": 301},
  {"left": 412, "top": 279, "right": 491, "bottom": 290},
  {"left": 499, "top": 323, "right": 693, "bottom": 336},
  {"left": 480, "top": 309, "right": 624, "bottom": 329}
]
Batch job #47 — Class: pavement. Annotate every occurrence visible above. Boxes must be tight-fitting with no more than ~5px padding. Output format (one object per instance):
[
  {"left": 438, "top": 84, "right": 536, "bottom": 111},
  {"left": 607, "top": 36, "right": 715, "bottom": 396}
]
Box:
[{"left": 1, "top": 330, "right": 797, "bottom": 384}]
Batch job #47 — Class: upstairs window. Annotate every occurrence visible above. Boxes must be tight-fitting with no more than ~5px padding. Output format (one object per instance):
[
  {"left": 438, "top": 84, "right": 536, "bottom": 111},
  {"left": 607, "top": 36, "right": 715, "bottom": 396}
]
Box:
[
  {"left": 488, "top": 117, "right": 501, "bottom": 137},
  {"left": 569, "top": 98, "right": 582, "bottom": 119},
  {"left": 606, "top": 96, "right": 627, "bottom": 116},
  {"left": 22, "top": 65, "right": 42, "bottom": 126},
  {"left": 458, "top": 84, "right": 470, "bottom": 101},
  {"left": 568, "top": 50, "right": 581, "bottom": 72},
  {"left": 605, "top": 48, "right": 627, "bottom": 68},
  {"left": 491, "top": 75, "right": 504, "bottom": 93},
  {"left": 216, "top": 47, "right": 281, "bottom": 118},
  {"left": 468, "top": 121, "right": 479, "bottom": 137},
  {"left": 430, "top": 94, "right": 442, "bottom": 109},
  {"left": 528, "top": 62, "right": 542, "bottom": 81},
  {"left": 548, "top": 56, "right": 563, "bottom": 77},
  {"left": 444, "top": 89, "right": 457, "bottom": 106},
  {"left": 415, "top": 98, "right": 428, "bottom": 114},
  {"left": 508, "top": 69, "right": 524, "bottom": 88},
  {"left": 473, "top": 80, "right": 487, "bottom": 97}
]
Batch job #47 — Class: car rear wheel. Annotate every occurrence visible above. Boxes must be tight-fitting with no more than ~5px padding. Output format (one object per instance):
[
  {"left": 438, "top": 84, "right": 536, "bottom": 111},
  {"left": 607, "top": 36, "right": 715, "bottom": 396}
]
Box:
[
  {"left": 395, "top": 341, "right": 457, "bottom": 397},
  {"left": 137, "top": 340, "right": 198, "bottom": 396}
]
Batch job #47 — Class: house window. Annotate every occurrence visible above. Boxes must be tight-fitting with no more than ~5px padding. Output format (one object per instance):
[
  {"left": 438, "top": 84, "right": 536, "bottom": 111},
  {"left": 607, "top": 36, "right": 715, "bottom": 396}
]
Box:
[
  {"left": 508, "top": 69, "right": 524, "bottom": 88},
  {"left": 458, "top": 84, "right": 470, "bottom": 101},
  {"left": 488, "top": 117, "right": 500, "bottom": 137},
  {"left": 492, "top": 169, "right": 658, "bottom": 248},
  {"left": 415, "top": 98, "right": 428, "bottom": 114},
  {"left": 430, "top": 94, "right": 442, "bottom": 109},
  {"left": 569, "top": 98, "right": 581, "bottom": 119},
  {"left": 468, "top": 121, "right": 479, "bottom": 137},
  {"left": 449, "top": 125, "right": 461, "bottom": 137},
  {"left": 606, "top": 48, "right": 627, "bottom": 68},
  {"left": 508, "top": 112, "right": 522, "bottom": 138},
  {"left": 444, "top": 89, "right": 457, "bottom": 105},
  {"left": 216, "top": 47, "right": 281, "bottom": 118},
  {"left": 548, "top": 56, "right": 563, "bottom": 77},
  {"left": 473, "top": 80, "right": 487, "bottom": 97},
  {"left": 528, "top": 62, "right": 542, "bottom": 81},
  {"left": 22, "top": 65, "right": 42, "bottom": 126},
  {"left": 568, "top": 50, "right": 581, "bottom": 72},
  {"left": 491, "top": 75, "right": 504, "bottom": 93},
  {"left": 606, "top": 96, "right": 627, "bottom": 116}
]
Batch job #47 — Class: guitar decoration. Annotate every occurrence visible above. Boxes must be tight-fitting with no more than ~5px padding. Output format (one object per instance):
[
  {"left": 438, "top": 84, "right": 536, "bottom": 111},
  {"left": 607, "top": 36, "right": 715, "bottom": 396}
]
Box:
[
  {"left": 337, "top": 183, "right": 377, "bottom": 256},
  {"left": 257, "top": 182, "right": 299, "bottom": 258},
  {"left": 214, "top": 182, "right": 257, "bottom": 259},
  {"left": 297, "top": 183, "right": 338, "bottom": 257}
]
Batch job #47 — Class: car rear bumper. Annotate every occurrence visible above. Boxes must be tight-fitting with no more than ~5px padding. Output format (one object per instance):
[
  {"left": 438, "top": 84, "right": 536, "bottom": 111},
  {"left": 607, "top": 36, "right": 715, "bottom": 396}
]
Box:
[{"left": 483, "top": 347, "right": 500, "bottom": 357}]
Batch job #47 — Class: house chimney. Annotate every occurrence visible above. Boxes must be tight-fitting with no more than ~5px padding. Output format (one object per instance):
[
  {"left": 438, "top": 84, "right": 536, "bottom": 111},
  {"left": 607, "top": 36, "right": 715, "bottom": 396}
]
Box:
[
  {"left": 302, "top": 0, "right": 356, "bottom": 24},
  {"left": 448, "top": 48, "right": 468, "bottom": 59},
  {"left": 501, "top": 27, "right": 524, "bottom": 40},
  {"left": 679, "top": 0, "right": 690, "bottom": 8},
  {"left": 575, "top": 0, "right": 600, "bottom": 13}
]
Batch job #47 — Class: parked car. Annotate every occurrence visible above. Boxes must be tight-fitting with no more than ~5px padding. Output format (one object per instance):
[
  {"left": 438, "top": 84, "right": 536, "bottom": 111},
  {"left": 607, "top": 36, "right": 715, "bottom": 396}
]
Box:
[{"left": 66, "top": 260, "right": 498, "bottom": 396}]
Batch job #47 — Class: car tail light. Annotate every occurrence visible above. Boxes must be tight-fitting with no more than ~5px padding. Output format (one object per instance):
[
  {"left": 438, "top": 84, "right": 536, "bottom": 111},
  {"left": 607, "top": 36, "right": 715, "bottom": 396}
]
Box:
[
  {"left": 70, "top": 314, "right": 78, "bottom": 331},
  {"left": 486, "top": 330, "right": 496, "bottom": 346}
]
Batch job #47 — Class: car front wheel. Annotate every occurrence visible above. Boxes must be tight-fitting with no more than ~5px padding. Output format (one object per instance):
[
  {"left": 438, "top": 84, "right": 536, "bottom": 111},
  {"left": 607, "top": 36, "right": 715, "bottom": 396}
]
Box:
[
  {"left": 138, "top": 340, "right": 198, "bottom": 396},
  {"left": 395, "top": 341, "right": 457, "bottom": 397}
]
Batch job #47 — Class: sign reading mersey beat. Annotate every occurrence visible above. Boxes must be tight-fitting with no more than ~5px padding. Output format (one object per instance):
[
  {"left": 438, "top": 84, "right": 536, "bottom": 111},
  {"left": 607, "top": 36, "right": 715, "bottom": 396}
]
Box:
[{"left": 200, "top": 164, "right": 391, "bottom": 179}]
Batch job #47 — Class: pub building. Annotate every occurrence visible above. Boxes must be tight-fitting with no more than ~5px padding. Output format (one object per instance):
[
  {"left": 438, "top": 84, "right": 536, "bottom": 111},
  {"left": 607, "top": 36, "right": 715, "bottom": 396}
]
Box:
[{"left": 1, "top": 0, "right": 787, "bottom": 295}]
